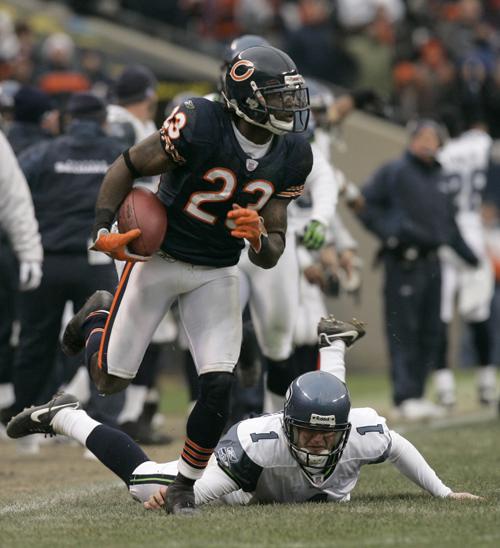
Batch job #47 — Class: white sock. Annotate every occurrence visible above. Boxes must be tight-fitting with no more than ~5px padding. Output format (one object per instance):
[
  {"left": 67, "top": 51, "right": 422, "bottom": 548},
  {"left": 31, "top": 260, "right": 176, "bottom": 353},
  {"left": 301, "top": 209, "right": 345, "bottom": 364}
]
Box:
[
  {"left": 318, "top": 340, "right": 346, "bottom": 382},
  {"left": 477, "top": 365, "right": 497, "bottom": 390},
  {"left": 0, "top": 383, "right": 15, "bottom": 408},
  {"left": 63, "top": 366, "right": 91, "bottom": 404},
  {"left": 51, "top": 408, "right": 100, "bottom": 446},
  {"left": 433, "top": 369, "right": 456, "bottom": 393},
  {"left": 118, "top": 385, "right": 148, "bottom": 424}
]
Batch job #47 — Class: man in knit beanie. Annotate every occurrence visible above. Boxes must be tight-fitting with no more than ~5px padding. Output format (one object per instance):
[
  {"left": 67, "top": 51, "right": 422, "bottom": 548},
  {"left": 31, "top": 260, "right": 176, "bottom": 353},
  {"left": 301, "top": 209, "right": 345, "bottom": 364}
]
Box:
[{"left": 7, "top": 86, "right": 54, "bottom": 155}]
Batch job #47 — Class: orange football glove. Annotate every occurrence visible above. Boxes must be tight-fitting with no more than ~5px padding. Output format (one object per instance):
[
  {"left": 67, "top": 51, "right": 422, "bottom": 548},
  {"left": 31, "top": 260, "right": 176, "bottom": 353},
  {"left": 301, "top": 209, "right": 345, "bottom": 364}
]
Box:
[
  {"left": 90, "top": 228, "right": 151, "bottom": 262},
  {"left": 227, "top": 204, "right": 267, "bottom": 253}
]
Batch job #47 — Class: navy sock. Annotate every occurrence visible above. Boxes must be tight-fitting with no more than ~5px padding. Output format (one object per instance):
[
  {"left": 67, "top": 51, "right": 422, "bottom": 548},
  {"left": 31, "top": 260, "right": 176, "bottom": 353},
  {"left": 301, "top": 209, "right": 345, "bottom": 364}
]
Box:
[
  {"left": 266, "top": 357, "right": 297, "bottom": 396},
  {"left": 470, "top": 320, "right": 491, "bottom": 365},
  {"left": 86, "top": 424, "right": 149, "bottom": 485}
]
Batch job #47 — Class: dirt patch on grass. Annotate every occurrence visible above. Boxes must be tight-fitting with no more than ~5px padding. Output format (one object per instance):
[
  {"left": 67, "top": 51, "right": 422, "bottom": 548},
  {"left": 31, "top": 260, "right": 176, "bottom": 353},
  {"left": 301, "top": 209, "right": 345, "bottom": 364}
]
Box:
[{"left": 0, "top": 416, "right": 186, "bottom": 505}]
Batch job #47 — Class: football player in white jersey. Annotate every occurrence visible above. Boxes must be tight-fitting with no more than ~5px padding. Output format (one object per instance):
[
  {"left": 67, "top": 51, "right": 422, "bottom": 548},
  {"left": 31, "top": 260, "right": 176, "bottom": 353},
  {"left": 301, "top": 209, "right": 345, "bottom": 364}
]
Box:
[
  {"left": 291, "top": 80, "right": 362, "bottom": 373},
  {"left": 7, "top": 317, "right": 480, "bottom": 508},
  {"left": 435, "top": 119, "right": 497, "bottom": 407},
  {"left": 238, "top": 138, "right": 339, "bottom": 413}
]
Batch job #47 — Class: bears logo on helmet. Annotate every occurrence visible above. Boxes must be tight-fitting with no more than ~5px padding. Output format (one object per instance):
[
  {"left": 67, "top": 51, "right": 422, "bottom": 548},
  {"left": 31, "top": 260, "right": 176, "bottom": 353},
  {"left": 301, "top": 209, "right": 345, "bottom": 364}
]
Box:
[
  {"left": 229, "top": 60, "right": 255, "bottom": 82},
  {"left": 223, "top": 45, "right": 310, "bottom": 135}
]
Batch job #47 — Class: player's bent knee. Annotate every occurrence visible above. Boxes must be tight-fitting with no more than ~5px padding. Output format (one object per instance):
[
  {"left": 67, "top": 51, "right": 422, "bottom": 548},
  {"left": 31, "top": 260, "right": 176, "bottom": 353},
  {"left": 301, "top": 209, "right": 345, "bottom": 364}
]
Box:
[{"left": 198, "top": 372, "right": 234, "bottom": 413}]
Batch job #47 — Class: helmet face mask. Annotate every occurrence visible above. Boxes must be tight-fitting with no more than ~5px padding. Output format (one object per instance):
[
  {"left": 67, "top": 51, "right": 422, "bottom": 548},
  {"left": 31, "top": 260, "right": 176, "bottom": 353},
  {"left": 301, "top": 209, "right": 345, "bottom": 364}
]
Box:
[
  {"left": 224, "top": 46, "right": 310, "bottom": 135},
  {"left": 286, "top": 421, "right": 351, "bottom": 474},
  {"left": 283, "top": 371, "right": 351, "bottom": 483}
]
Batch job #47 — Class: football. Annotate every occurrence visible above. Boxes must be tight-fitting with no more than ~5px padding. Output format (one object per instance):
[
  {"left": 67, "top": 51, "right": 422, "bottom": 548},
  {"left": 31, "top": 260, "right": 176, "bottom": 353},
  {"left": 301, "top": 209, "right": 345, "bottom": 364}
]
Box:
[{"left": 117, "top": 187, "right": 167, "bottom": 256}]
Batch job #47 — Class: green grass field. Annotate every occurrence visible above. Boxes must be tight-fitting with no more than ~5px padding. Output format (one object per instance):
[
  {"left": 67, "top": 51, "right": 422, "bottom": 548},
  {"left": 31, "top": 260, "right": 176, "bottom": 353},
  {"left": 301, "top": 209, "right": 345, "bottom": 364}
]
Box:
[{"left": 1, "top": 371, "right": 499, "bottom": 548}]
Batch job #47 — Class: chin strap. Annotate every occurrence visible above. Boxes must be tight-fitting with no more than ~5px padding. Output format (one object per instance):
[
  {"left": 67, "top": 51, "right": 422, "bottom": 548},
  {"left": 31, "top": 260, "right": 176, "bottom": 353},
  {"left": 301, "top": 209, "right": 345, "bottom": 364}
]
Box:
[{"left": 222, "top": 90, "right": 286, "bottom": 135}]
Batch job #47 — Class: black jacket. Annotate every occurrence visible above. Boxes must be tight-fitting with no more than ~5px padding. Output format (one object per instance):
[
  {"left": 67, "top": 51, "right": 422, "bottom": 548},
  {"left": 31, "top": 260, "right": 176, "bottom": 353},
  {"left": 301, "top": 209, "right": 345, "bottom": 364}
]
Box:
[
  {"left": 18, "top": 120, "right": 122, "bottom": 254},
  {"left": 359, "top": 151, "right": 478, "bottom": 265},
  {"left": 7, "top": 122, "right": 51, "bottom": 156}
]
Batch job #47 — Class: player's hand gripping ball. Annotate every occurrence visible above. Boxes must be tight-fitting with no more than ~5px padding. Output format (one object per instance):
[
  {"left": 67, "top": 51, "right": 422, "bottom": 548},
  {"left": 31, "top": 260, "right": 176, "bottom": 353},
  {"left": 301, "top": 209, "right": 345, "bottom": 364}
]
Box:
[
  {"left": 92, "top": 188, "right": 167, "bottom": 262},
  {"left": 117, "top": 188, "right": 168, "bottom": 258}
]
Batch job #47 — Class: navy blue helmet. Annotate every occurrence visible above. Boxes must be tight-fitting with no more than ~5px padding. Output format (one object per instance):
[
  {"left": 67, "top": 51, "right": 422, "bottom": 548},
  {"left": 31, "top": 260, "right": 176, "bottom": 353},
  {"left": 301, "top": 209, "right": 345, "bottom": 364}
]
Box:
[
  {"left": 284, "top": 371, "right": 351, "bottom": 479},
  {"left": 219, "top": 35, "right": 271, "bottom": 93},
  {"left": 223, "top": 45, "right": 310, "bottom": 135},
  {"left": 222, "top": 34, "right": 271, "bottom": 67}
]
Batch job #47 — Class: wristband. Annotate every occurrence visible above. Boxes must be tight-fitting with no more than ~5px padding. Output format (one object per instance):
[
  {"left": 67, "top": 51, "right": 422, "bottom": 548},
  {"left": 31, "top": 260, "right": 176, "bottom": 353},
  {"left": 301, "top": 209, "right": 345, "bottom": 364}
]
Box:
[{"left": 92, "top": 208, "right": 115, "bottom": 241}]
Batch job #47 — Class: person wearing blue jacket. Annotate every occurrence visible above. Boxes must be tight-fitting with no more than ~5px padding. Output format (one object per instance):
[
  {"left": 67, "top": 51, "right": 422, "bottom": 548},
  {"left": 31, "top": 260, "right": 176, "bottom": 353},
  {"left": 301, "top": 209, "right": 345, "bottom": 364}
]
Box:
[
  {"left": 1, "top": 93, "right": 123, "bottom": 434},
  {"left": 357, "top": 120, "right": 478, "bottom": 420}
]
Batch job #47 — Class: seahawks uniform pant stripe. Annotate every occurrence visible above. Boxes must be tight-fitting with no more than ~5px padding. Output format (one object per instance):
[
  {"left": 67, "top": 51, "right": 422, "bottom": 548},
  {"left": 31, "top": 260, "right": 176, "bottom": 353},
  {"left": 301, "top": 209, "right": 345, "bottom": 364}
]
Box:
[
  {"left": 98, "top": 262, "right": 135, "bottom": 371},
  {"left": 129, "top": 474, "right": 176, "bottom": 486}
]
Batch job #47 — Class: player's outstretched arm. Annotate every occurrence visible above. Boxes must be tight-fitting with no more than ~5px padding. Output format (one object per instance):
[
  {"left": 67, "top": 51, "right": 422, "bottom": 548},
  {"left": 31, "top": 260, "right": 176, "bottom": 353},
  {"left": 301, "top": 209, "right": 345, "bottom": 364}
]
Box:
[
  {"left": 387, "top": 430, "right": 483, "bottom": 500},
  {"left": 247, "top": 197, "right": 289, "bottom": 269}
]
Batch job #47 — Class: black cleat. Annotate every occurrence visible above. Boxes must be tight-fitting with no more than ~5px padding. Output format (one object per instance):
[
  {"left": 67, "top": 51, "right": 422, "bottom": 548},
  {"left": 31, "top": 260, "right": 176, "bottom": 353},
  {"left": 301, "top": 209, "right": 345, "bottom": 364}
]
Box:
[
  {"left": 317, "top": 315, "right": 366, "bottom": 349},
  {"left": 6, "top": 393, "right": 80, "bottom": 439},
  {"left": 164, "top": 476, "right": 198, "bottom": 516},
  {"left": 61, "top": 290, "right": 113, "bottom": 356}
]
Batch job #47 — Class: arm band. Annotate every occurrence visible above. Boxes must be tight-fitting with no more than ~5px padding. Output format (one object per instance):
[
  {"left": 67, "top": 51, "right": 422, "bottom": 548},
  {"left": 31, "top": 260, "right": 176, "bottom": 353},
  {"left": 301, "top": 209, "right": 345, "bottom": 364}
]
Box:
[{"left": 123, "top": 148, "right": 142, "bottom": 179}]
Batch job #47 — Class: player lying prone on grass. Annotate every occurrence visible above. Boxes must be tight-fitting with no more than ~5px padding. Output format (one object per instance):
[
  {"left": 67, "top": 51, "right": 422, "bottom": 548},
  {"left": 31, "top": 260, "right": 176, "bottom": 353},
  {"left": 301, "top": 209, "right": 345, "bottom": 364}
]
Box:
[{"left": 7, "top": 318, "right": 480, "bottom": 508}]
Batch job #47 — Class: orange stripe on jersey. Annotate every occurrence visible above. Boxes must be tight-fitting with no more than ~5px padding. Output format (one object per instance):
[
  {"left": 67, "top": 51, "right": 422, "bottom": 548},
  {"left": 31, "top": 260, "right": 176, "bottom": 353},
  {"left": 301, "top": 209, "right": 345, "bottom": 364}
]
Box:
[{"left": 97, "top": 262, "right": 135, "bottom": 371}]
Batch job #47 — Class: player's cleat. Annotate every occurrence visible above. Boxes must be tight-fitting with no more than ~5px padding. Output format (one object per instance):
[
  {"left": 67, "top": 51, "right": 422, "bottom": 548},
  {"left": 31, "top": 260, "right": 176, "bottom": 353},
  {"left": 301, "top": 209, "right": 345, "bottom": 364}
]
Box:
[
  {"left": 317, "top": 315, "right": 366, "bottom": 349},
  {"left": 436, "top": 390, "right": 456, "bottom": 408},
  {"left": 479, "top": 386, "right": 497, "bottom": 407},
  {"left": 6, "top": 393, "right": 80, "bottom": 439},
  {"left": 477, "top": 366, "right": 497, "bottom": 406},
  {"left": 164, "top": 477, "right": 198, "bottom": 516},
  {"left": 395, "top": 398, "right": 446, "bottom": 421},
  {"left": 61, "top": 290, "right": 113, "bottom": 356}
]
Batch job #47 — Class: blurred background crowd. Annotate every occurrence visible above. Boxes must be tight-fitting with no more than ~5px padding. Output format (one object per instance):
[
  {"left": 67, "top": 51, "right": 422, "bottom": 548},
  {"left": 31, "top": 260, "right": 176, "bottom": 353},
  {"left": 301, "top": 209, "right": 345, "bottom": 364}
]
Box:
[
  {"left": 0, "top": 0, "right": 499, "bottom": 454},
  {"left": 1, "top": 1, "right": 500, "bottom": 129}
]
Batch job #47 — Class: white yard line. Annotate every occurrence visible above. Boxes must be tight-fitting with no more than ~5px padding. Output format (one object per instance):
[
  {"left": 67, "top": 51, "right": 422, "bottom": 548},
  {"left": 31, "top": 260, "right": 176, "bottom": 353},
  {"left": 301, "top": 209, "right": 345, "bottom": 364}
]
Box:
[{"left": 395, "top": 409, "right": 497, "bottom": 435}]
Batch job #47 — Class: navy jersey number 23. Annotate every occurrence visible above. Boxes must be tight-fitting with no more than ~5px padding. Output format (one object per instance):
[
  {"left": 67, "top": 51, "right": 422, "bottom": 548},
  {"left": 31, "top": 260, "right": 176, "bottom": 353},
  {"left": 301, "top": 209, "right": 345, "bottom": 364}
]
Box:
[{"left": 157, "top": 98, "right": 313, "bottom": 267}]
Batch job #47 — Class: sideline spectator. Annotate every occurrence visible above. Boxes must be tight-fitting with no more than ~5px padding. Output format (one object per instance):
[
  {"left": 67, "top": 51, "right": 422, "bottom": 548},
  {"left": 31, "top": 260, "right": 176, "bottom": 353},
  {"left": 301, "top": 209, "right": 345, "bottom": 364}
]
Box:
[
  {"left": 1, "top": 94, "right": 123, "bottom": 452},
  {"left": 0, "top": 130, "right": 43, "bottom": 437},
  {"left": 7, "top": 85, "right": 54, "bottom": 155},
  {"left": 107, "top": 64, "right": 158, "bottom": 152},
  {"left": 355, "top": 120, "right": 479, "bottom": 420}
]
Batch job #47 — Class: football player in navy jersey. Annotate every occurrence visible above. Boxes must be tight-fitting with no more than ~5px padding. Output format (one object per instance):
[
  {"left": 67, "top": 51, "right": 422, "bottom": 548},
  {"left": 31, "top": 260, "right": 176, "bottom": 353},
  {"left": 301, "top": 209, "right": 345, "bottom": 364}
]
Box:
[{"left": 58, "top": 46, "right": 313, "bottom": 514}]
